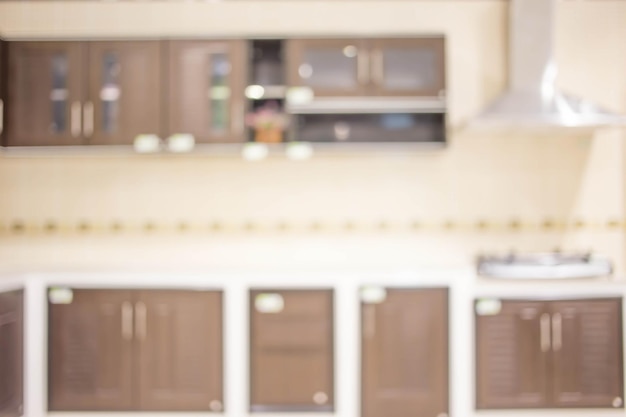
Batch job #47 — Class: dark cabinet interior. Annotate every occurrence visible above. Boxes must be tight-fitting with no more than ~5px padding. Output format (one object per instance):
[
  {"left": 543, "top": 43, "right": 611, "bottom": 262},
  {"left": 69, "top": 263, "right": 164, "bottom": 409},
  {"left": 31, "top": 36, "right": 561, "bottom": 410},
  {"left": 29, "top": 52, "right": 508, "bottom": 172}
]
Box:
[
  {"left": 361, "top": 287, "right": 449, "bottom": 417},
  {"left": 0, "top": 289, "right": 24, "bottom": 417},
  {"left": 295, "top": 113, "right": 445, "bottom": 144},
  {"left": 167, "top": 40, "right": 246, "bottom": 144},
  {"left": 476, "top": 298, "right": 624, "bottom": 410},
  {"left": 250, "top": 289, "right": 334, "bottom": 412},
  {"left": 6, "top": 41, "right": 160, "bottom": 146},
  {"left": 48, "top": 288, "right": 223, "bottom": 412}
]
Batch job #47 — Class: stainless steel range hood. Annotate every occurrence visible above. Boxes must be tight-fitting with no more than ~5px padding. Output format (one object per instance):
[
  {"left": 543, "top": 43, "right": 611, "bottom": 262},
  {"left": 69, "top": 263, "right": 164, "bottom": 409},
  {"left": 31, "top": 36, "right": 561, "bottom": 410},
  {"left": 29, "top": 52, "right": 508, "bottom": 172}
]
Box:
[{"left": 472, "top": 0, "right": 626, "bottom": 129}]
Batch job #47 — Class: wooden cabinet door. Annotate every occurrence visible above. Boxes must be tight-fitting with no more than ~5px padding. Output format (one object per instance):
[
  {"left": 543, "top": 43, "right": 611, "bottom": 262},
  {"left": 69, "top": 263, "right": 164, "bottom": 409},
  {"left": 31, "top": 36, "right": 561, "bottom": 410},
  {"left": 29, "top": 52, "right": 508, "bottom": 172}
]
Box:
[
  {"left": 0, "top": 289, "right": 24, "bottom": 417},
  {"left": 7, "top": 42, "right": 85, "bottom": 146},
  {"left": 87, "top": 42, "right": 161, "bottom": 145},
  {"left": 286, "top": 39, "right": 368, "bottom": 97},
  {"left": 361, "top": 288, "right": 448, "bottom": 417},
  {"left": 475, "top": 300, "right": 551, "bottom": 409},
  {"left": 550, "top": 299, "right": 623, "bottom": 408},
  {"left": 250, "top": 289, "right": 334, "bottom": 412},
  {"left": 0, "top": 40, "right": 6, "bottom": 146},
  {"left": 369, "top": 38, "right": 445, "bottom": 97},
  {"left": 167, "top": 40, "right": 246, "bottom": 143},
  {"left": 136, "top": 290, "right": 223, "bottom": 411},
  {"left": 48, "top": 289, "right": 134, "bottom": 411}
]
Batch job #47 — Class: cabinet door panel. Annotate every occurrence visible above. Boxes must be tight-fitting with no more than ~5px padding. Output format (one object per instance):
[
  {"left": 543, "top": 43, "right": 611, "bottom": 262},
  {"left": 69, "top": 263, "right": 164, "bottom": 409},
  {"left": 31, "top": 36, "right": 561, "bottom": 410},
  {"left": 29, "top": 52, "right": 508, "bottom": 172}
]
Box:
[
  {"left": 7, "top": 42, "right": 85, "bottom": 146},
  {"left": 370, "top": 38, "right": 445, "bottom": 97},
  {"left": 0, "top": 40, "right": 6, "bottom": 146},
  {"left": 551, "top": 299, "right": 623, "bottom": 408},
  {"left": 286, "top": 39, "right": 368, "bottom": 97},
  {"left": 475, "top": 300, "right": 551, "bottom": 409},
  {"left": 168, "top": 40, "right": 246, "bottom": 143},
  {"left": 137, "top": 290, "right": 223, "bottom": 411},
  {"left": 362, "top": 288, "right": 448, "bottom": 417},
  {"left": 250, "top": 289, "right": 334, "bottom": 412},
  {"left": 48, "top": 289, "right": 134, "bottom": 411},
  {"left": 0, "top": 289, "right": 24, "bottom": 417},
  {"left": 88, "top": 42, "right": 161, "bottom": 145}
]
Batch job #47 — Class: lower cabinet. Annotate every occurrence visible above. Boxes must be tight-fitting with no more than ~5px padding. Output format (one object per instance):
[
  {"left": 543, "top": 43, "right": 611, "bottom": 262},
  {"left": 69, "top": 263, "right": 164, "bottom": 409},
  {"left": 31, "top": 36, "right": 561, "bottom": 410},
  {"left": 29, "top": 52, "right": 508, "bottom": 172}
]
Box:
[
  {"left": 0, "top": 289, "right": 24, "bottom": 417},
  {"left": 249, "top": 289, "right": 334, "bottom": 412},
  {"left": 475, "top": 298, "right": 624, "bottom": 409},
  {"left": 361, "top": 287, "right": 449, "bottom": 417},
  {"left": 48, "top": 289, "right": 223, "bottom": 412}
]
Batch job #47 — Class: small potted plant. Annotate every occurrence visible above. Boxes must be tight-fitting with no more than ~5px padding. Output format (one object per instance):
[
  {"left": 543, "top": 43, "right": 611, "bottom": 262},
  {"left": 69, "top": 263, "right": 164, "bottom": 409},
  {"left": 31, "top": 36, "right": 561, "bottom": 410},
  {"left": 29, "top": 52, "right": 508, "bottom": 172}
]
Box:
[{"left": 245, "top": 101, "right": 289, "bottom": 144}]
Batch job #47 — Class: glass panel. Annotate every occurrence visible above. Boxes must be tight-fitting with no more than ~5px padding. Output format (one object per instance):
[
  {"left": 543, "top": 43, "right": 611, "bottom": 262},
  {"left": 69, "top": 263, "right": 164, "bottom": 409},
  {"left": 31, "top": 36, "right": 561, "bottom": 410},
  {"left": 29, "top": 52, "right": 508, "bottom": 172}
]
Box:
[
  {"left": 50, "top": 54, "right": 68, "bottom": 134},
  {"left": 296, "top": 113, "right": 445, "bottom": 143},
  {"left": 101, "top": 53, "right": 120, "bottom": 134},
  {"left": 209, "top": 53, "right": 231, "bottom": 133},
  {"left": 383, "top": 48, "right": 436, "bottom": 91},
  {"left": 301, "top": 46, "right": 358, "bottom": 89}
]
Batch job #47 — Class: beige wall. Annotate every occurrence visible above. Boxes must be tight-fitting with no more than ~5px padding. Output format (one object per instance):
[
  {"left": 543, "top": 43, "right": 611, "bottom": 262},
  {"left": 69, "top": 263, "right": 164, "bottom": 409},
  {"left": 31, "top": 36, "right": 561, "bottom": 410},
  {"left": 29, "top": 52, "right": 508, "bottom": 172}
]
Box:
[{"left": 0, "top": 1, "right": 625, "bottom": 275}]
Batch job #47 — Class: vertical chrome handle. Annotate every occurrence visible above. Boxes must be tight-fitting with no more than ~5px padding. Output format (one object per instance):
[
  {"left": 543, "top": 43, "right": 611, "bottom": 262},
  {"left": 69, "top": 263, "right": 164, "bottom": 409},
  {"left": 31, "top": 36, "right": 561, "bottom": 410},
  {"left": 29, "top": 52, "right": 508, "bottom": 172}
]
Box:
[
  {"left": 357, "top": 49, "right": 369, "bottom": 85},
  {"left": 135, "top": 302, "right": 147, "bottom": 341},
  {"left": 371, "top": 49, "right": 384, "bottom": 85},
  {"left": 83, "top": 101, "right": 94, "bottom": 137},
  {"left": 540, "top": 313, "right": 551, "bottom": 352},
  {"left": 0, "top": 99, "right": 4, "bottom": 135},
  {"left": 121, "top": 302, "right": 133, "bottom": 340},
  {"left": 71, "top": 101, "right": 82, "bottom": 138},
  {"left": 364, "top": 305, "right": 376, "bottom": 338},
  {"left": 552, "top": 313, "right": 562, "bottom": 351}
]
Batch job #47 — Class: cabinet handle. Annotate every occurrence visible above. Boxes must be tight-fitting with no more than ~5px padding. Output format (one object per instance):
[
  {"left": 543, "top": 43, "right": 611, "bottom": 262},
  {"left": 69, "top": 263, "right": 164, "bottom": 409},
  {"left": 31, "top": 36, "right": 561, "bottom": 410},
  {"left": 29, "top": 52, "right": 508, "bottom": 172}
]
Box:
[
  {"left": 540, "top": 313, "right": 551, "bottom": 352},
  {"left": 135, "top": 301, "right": 147, "bottom": 341},
  {"left": 121, "top": 302, "right": 133, "bottom": 340},
  {"left": 71, "top": 101, "right": 82, "bottom": 138},
  {"left": 83, "top": 101, "right": 94, "bottom": 137},
  {"left": 552, "top": 313, "right": 562, "bottom": 351},
  {"left": 0, "top": 99, "right": 3, "bottom": 136},
  {"left": 357, "top": 49, "right": 370, "bottom": 85},
  {"left": 371, "top": 49, "right": 384, "bottom": 86},
  {"left": 363, "top": 304, "right": 376, "bottom": 338}
]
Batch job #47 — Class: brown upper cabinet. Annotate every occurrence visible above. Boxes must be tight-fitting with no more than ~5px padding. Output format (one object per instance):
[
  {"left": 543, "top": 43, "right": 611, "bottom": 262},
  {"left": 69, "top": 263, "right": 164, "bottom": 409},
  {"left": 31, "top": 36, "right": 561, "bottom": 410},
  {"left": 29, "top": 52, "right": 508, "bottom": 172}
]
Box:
[
  {"left": 0, "top": 289, "right": 24, "bottom": 417},
  {"left": 7, "top": 42, "right": 86, "bottom": 146},
  {"left": 286, "top": 37, "right": 445, "bottom": 98},
  {"left": 0, "top": 40, "right": 6, "bottom": 146},
  {"left": 361, "top": 287, "right": 449, "bottom": 417},
  {"left": 476, "top": 298, "right": 624, "bottom": 410},
  {"left": 7, "top": 41, "right": 161, "bottom": 146},
  {"left": 250, "top": 289, "right": 334, "bottom": 412},
  {"left": 48, "top": 288, "right": 223, "bottom": 412},
  {"left": 88, "top": 42, "right": 161, "bottom": 145},
  {"left": 167, "top": 40, "right": 247, "bottom": 143}
]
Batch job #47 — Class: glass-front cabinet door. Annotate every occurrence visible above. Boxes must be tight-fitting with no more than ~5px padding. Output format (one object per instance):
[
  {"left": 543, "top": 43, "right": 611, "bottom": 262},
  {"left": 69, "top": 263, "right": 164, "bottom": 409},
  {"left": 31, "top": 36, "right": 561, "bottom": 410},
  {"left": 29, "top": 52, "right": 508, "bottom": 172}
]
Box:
[
  {"left": 167, "top": 40, "right": 246, "bottom": 143},
  {"left": 369, "top": 38, "right": 445, "bottom": 97},
  {"left": 7, "top": 42, "right": 85, "bottom": 146},
  {"left": 286, "top": 39, "right": 368, "bottom": 97},
  {"left": 87, "top": 42, "right": 161, "bottom": 145}
]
